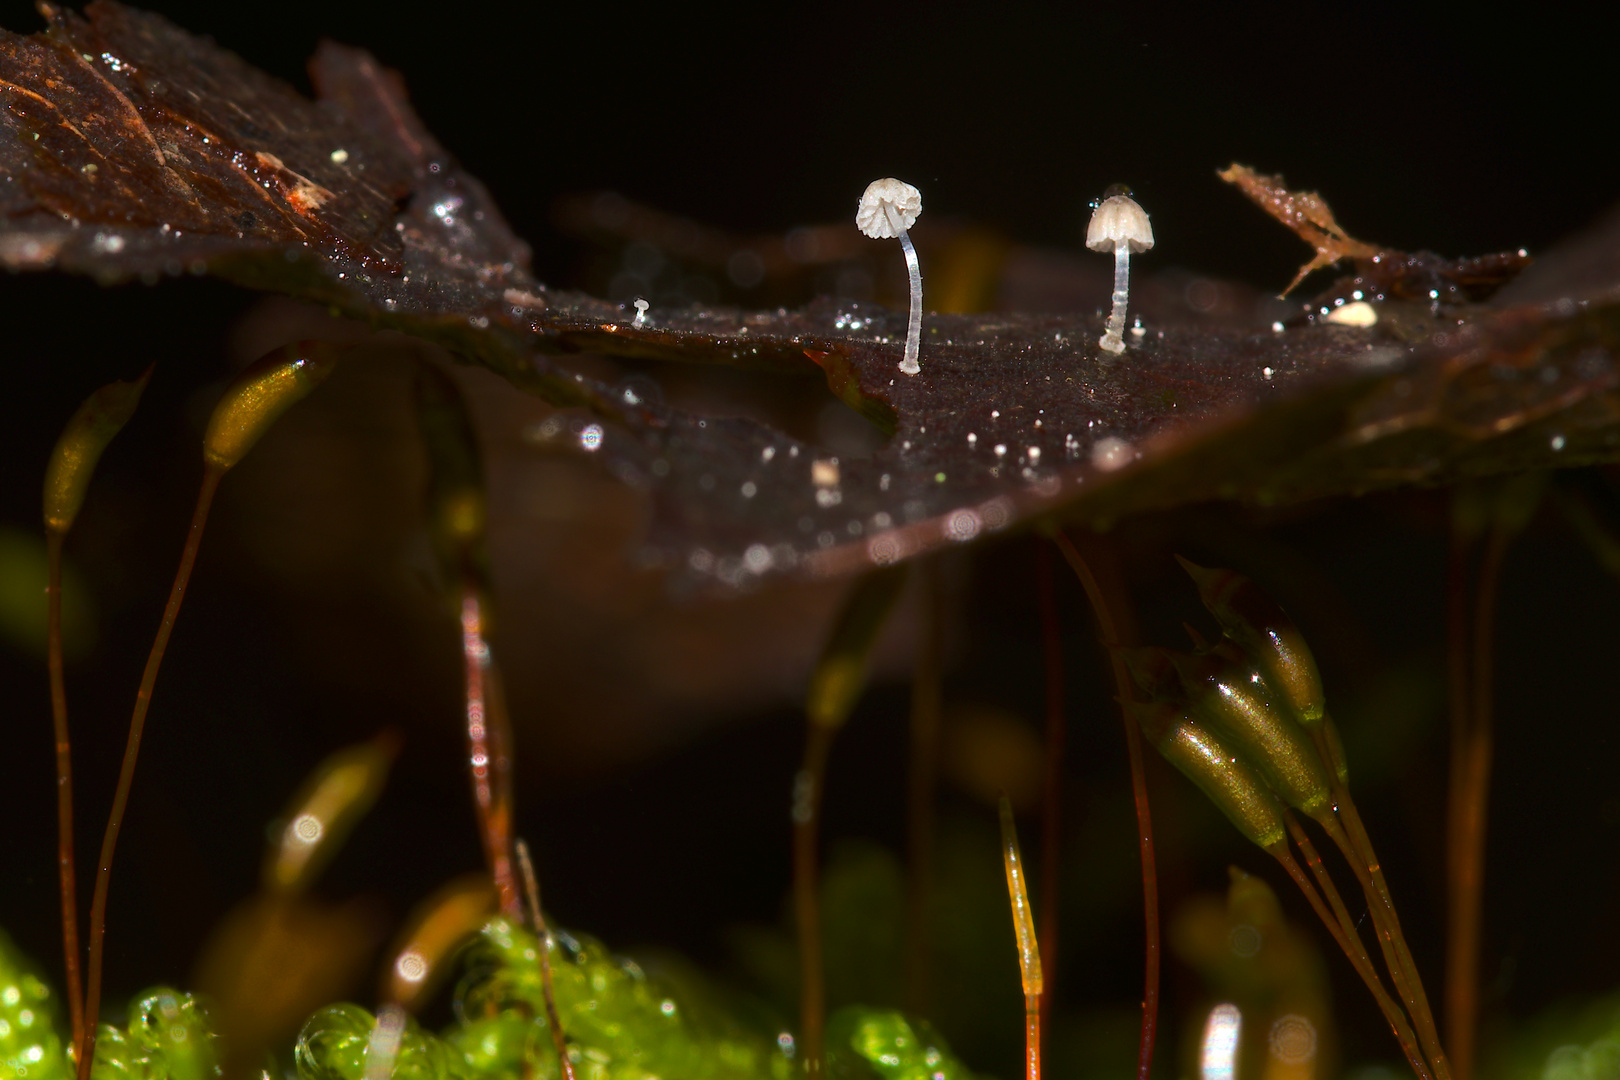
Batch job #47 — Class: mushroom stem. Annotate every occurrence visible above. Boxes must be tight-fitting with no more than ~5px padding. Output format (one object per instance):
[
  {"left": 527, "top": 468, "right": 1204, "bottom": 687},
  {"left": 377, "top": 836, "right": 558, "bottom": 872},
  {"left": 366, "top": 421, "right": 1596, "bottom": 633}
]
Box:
[
  {"left": 1085, "top": 188, "right": 1152, "bottom": 356},
  {"left": 885, "top": 204, "right": 923, "bottom": 376},
  {"left": 1101, "top": 241, "right": 1131, "bottom": 355}
]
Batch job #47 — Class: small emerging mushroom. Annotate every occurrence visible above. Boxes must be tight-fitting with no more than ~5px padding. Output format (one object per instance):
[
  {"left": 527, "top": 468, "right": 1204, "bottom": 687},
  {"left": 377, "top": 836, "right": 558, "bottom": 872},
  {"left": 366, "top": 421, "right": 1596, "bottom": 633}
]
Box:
[
  {"left": 856, "top": 178, "right": 924, "bottom": 375},
  {"left": 1085, "top": 186, "right": 1154, "bottom": 355}
]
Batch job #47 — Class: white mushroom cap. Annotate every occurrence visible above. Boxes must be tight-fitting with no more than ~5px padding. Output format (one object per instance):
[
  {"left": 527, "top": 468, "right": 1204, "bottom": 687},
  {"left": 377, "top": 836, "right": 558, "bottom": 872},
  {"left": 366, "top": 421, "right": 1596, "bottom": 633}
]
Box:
[
  {"left": 856, "top": 178, "right": 922, "bottom": 239},
  {"left": 1086, "top": 193, "right": 1154, "bottom": 253}
]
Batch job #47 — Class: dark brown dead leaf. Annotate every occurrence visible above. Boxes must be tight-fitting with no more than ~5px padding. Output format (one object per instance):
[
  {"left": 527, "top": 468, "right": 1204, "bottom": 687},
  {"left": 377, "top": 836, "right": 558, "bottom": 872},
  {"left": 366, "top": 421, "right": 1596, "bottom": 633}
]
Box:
[
  {"left": 3, "top": 4, "right": 1619, "bottom": 591},
  {"left": 0, "top": 2, "right": 410, "bottom": 271}
]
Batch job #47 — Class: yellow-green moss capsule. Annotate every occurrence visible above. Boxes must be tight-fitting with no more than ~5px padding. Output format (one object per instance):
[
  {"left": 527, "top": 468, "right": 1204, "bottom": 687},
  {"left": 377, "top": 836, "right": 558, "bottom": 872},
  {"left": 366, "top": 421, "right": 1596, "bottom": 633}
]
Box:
[
  {"left": 998, "top": 796, "right": 1043, "bottom": 999},
  {"left": 1129, "top": 700, "right": 1287, "bottom": 850},
  {"left": 1178, "top": 558, "right": 1325, "bottom": 726},
  {"left": 1172, "top": 650, "right": 1333, "bottom": 818},
  {"left": 263, "top": 735, "right": 398, "bottom": 894},
  {"left": 1225, "top": 865, "right": 1286, "bottom": 931},
  {"left": 43, "top": 367, "right": 152, "bottom": 534},
  {"left": 202, "top": 343, "right": 337, "bottom": 471},
  {"left": 806, "top": 565, "right": 907, "bottom": 730},
  {"left": 382, "top": 876, "right": 497, "bottom": 1010}
]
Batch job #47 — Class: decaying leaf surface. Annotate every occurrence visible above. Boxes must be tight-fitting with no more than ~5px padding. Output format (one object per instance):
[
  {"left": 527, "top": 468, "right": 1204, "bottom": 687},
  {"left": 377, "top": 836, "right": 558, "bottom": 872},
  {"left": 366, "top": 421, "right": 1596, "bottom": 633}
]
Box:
[
  {"left": 4, "top": 3, "right": 1619, "bottom": 590},
  {"left": 0, "top": 3, "right": 409, "bottom": 270}
]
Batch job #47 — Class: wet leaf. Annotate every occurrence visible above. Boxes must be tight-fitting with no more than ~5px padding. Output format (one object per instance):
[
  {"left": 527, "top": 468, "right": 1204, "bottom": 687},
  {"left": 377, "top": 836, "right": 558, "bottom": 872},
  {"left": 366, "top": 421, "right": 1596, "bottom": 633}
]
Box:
[{"left": 4, "top": 3, "right": 1620, "bottom": 591}]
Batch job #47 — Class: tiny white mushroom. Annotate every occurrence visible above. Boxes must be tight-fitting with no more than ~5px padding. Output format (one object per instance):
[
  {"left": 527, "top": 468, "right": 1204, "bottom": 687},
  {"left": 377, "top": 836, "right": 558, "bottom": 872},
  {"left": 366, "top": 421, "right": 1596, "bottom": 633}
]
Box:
[
  {"left": 1085, "top": 187, "right": 1154, "bottom": 355},
  {"left": 856, "top": 178, "right": 924, "bottom": 375},
  {"left": 632, "top": 297, "right": 649, "bottom": 326}
]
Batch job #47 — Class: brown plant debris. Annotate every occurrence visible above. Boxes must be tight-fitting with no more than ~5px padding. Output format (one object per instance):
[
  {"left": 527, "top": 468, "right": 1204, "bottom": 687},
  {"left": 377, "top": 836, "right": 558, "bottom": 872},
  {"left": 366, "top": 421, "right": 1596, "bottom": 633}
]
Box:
[
  {"left": 1219, "top": 164, "right": 1533, "bottom": 314},
  {"left": 1218, "top": 163, "right": 1385, "bottom": 297}
]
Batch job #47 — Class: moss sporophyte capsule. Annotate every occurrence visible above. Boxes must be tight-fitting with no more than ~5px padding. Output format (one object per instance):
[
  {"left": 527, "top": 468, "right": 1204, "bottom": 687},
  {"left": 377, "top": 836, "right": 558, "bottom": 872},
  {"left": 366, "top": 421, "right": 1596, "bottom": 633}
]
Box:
[
  {"left": 1125, "top": 700, "right": 1287, "bottom": 850},
  {"left": 43, "top": 368, "right": 151, "bottom": 535},
  {"left": 203, "top": 344, "right": 339, "bottom": 471},
  {"left": 1167, "top": 649, "right": 1334, "bottom": 819},
  {"left": 1177, "top": 557, "right": 1325, "bottom": 727}
]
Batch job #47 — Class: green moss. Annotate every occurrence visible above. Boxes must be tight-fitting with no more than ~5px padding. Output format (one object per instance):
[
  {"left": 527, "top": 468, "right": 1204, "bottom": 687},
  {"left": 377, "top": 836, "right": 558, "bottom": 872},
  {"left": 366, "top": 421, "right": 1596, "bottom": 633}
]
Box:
[
  {"left": 0, "top": 929, "right": 66, "bottom": 1080},
  {"left": 296, "top": 1005, "right": 468, "bottom": 1080},
  {"left": 87, "top": 1025, "right": 145, "bottom": 1080},
  {"left": 125, "top": 989, "right": 219, "bottom": 1080},
  {"left": 826, "top": 1008, "right": 975, "bottom": 1080},
  {"left": 1534, "top": 1003, "right": 1620, "bottom": 1080},
  {"left": 85, "top": 989, "right": 218, "bottom": 1080},
  {"left": 451, "top": 917, "right": 791, "bottom": 1080}
]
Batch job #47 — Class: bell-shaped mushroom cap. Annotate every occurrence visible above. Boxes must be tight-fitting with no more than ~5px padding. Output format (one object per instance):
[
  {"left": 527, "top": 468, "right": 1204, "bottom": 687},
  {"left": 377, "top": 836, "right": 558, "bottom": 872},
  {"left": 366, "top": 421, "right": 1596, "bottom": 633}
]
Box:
[
  {"left": 856, "top": 178, "right": 923, "bottom": 239},
  {"left": 1086, "top": 193, "right": 1154, "bottom": 253}
]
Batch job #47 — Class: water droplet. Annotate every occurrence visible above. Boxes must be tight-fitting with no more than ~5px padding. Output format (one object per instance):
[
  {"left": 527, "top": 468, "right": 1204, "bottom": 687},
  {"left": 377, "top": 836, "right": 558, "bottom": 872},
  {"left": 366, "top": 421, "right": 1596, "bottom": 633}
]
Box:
[
  {"left": 1091, "top": 437, "right": 1133, "bottom": 472},
  {"left": 395, "top": 951, "right": 428, "bottom": 983},
  {"left": 945, "top": 509, "right": 981, "bottom": 542},
  {"left": 1268, "top": 1015, "right": 1317, "bottom": 1065},
  {"left": 615, "top": 373, "right": 663, "bottom": 408},
  {"left": 868, "top": 533, "right": 903, "bottom": 565},
  {"left": 1227, "top": 924, "right": 1262, "bottom": 958}
]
